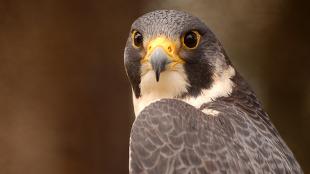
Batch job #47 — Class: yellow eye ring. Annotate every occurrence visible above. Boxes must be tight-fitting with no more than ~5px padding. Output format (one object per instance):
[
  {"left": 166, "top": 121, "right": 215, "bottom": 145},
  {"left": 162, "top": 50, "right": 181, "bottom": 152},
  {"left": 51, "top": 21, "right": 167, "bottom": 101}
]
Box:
[
  {"left": 182, "top": 30, "right": 201, "bottom": 49},
  {"left": 131, "top": 30, "right": 143, "bottom": 48}
]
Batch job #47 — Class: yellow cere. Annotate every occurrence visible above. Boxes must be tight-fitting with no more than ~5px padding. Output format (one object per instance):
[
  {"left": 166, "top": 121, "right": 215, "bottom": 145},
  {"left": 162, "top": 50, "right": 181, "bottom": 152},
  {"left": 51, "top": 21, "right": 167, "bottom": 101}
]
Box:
[{"left": 142, "top": 37, "right": 185, "bottom": 69}]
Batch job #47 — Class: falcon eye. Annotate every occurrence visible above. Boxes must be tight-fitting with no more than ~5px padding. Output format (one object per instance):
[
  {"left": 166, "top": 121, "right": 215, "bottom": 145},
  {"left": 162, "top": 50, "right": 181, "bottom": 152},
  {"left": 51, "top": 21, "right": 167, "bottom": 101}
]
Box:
[
  {"left": 132, "top": 30, "right": 143, "bottom": 48},
  {"left": 182, "top": 31, "right": 200, "bottom": 49}
]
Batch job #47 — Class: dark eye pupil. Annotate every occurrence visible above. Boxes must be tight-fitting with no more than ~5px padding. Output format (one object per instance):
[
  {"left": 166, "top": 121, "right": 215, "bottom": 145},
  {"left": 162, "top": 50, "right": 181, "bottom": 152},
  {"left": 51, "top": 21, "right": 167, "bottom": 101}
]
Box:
[
  {"left": 184, "top": 31, "right": 198, "bottom": 48},
  {"left": 134, "top": 32, "right": 143, "bottom": 47}
]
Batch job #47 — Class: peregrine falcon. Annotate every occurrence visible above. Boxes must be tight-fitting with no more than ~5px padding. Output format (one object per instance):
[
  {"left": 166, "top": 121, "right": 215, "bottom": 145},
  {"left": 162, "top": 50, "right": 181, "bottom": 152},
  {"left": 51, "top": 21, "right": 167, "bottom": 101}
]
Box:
[{"left": 124, "top": 10, "right": 303, "bottom": 174}]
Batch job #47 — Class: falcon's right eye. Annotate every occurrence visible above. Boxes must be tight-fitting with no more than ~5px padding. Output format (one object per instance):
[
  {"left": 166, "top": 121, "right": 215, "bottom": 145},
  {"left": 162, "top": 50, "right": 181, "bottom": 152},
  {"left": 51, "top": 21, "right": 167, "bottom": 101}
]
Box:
[{"left": 132, "top": 30, "right": 143, "bottom": 48}]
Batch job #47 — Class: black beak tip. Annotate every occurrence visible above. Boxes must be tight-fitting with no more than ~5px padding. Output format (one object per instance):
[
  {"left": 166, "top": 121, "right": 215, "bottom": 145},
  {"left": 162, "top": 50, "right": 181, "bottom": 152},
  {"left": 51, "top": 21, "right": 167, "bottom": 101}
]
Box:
[
  {"left": 155, "top": 70, "right": 160, "bottom": 82},
  {"left": 150, "top": 47, "right": 171, "bottom": 82}
]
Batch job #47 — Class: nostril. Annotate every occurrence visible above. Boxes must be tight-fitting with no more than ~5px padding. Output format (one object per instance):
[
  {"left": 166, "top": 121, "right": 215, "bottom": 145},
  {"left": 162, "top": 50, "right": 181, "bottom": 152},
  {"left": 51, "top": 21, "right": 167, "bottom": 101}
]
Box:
[
  {"left": 148, "top": 46, "right": 152, "bottom": 50},
  {"left": 167, "top": 46, "right": 172, "bottom": 52}
]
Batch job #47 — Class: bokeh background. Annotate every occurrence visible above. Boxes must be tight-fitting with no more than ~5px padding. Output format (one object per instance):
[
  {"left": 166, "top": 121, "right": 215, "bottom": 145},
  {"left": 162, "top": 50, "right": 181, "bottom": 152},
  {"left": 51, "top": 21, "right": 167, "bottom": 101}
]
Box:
[{"left": 0, "top": 0, "right": 309, "bottom": 173}]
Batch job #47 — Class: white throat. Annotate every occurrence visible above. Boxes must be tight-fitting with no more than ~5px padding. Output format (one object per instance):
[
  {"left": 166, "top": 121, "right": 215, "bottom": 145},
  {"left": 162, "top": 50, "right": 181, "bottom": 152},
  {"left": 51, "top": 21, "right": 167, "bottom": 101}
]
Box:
[
  {"left": 133, "top": 65, "right": 235, "bottom": 116},
  {"left": 133, "top": 63, "right": 189, "bottom": 115}
]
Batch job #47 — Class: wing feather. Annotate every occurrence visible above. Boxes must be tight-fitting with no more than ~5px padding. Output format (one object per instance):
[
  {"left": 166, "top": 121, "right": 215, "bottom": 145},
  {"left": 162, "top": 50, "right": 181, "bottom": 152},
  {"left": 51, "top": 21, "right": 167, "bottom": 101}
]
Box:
[{"left": 129, "top": 99, "right": 302, "bottom": 174}]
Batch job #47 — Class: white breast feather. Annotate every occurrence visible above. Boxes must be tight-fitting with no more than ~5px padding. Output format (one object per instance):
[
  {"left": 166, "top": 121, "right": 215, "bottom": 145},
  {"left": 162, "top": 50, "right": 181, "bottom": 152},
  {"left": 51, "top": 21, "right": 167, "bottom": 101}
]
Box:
[{"left": 133, "top": 65, "right": 235, "bottom": 116}]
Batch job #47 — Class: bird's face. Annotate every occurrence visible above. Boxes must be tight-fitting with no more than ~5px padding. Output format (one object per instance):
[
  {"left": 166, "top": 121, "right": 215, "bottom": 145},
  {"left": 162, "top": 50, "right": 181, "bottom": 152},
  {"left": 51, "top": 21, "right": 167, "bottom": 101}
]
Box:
[{"left": 124, "top": 10, "right": 231, "bottom": 101}]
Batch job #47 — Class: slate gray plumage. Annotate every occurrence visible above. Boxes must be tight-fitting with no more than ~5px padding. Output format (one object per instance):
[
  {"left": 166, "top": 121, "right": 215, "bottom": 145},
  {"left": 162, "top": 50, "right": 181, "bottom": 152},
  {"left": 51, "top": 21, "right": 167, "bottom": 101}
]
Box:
[
  {"left": 126, "top": 10, "right": 303, "bottom": 174},
  {"left": 129, "top": 74, "right": 303, "bottom": 173}
]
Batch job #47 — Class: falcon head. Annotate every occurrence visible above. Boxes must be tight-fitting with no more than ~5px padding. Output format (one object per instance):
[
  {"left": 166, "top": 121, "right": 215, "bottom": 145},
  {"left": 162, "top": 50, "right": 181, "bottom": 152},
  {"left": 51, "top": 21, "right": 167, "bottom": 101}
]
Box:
[{"left": 124, "top": 10, "right": 236, "bottom": 115}]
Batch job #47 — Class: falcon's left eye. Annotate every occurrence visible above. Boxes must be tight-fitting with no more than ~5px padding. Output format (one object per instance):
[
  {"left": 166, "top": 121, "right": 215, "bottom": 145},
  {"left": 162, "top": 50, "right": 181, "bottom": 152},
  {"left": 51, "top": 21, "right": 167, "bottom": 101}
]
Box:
[{"left": 182, "top": 31, "right": 200, "bottom": 49}]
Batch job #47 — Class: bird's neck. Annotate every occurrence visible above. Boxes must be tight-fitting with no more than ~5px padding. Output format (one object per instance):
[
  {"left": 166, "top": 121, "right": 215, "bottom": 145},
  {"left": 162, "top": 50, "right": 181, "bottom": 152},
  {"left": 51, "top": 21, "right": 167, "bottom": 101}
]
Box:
[
  {"left": 133, "top": 69, "right": 189, "bottom": 116},
  {"left": 133, "top": 65, "right": 236, "bottom": 116},
  {"left": 182, "top": 65, "right": 236, "bottom": 110},
  {"left": 226, "top": 72, "right": 263, "bottom": 109}
]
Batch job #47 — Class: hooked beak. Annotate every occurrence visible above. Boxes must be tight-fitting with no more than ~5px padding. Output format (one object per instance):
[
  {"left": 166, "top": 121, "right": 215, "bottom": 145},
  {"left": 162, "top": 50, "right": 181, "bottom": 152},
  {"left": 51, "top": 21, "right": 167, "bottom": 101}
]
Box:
[
  {"left": 142, "top": 37, "right": 185, "bottom": 82},
  {"left": 150, "top": 47, "right": 171, "bottom": 81}
]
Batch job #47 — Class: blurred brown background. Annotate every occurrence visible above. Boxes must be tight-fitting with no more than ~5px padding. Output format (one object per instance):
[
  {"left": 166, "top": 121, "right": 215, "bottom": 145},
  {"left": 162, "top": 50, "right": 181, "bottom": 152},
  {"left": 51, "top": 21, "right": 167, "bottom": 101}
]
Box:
[{"left": 0, "top": 0, "right": 309, "bottom": 173}]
